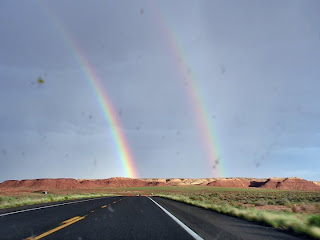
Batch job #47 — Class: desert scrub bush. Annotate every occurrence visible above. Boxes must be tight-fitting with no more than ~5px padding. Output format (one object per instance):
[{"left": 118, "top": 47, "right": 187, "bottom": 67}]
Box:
[
  {"left": 254, "top": 199, "right": 266, "bottom": 206},
  {"left": 308, "top": 215, "right": 320, "bottom": 227},
  {"left": 275, "top": 198, "right": 288, "bottom": 205},
  {"left": 189, "top": 195, "right": 203, "bottom": 201},
  {"left": 48, "top": 195, "right": 54, "bottom": 202}
]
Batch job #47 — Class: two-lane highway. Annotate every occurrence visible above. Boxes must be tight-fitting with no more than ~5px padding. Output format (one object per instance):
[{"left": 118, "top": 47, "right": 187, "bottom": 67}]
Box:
[{"left": 0, "top": 196, "right": 310, "bottom": 239}]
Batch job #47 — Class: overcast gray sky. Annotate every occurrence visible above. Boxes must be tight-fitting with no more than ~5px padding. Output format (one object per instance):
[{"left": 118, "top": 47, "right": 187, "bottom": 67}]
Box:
[{"left": 1, "top": 0, "right": 319, "bottom": 181}]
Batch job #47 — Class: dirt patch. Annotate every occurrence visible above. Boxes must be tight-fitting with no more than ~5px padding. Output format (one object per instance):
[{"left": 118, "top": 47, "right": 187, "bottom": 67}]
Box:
[
  {"left": 254, "top": 205, "right": 290, "bottom": 212},
  {"left": 291, "top": 204, "right": 320, "bottom": 214}
]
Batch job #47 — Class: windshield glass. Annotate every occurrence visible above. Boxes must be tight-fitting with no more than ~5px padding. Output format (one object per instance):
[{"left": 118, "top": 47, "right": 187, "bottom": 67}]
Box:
[{"left": 1, "top": 1, "right": 320, "bottom": 240}]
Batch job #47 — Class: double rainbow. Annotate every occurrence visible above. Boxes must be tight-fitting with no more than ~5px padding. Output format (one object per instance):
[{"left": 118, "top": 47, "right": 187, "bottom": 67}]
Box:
[{"left": 41, "top": 2, "right": 225, "bottom": 178}]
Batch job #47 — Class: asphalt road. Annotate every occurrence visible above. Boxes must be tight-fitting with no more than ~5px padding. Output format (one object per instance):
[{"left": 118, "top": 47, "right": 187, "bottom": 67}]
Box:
[{"left": 0, "top": 196, "right": 311, "bottom": 240}]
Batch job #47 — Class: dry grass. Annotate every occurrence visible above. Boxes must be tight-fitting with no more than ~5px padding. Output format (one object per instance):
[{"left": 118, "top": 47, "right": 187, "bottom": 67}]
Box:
[{"left": 0, "top": 193, "right": 114, "bottom": 209}]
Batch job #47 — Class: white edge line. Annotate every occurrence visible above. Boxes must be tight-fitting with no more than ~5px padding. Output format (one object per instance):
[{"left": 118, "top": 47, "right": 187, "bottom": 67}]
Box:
[
  {"left": 148, "top": 197, "right": 203, "bottom": 240},
  {"left": 0, "top": 196, "right": 111, "bottom": 217}
]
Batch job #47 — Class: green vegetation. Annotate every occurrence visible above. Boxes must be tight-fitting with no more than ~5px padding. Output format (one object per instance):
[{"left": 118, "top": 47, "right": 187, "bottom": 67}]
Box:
[
  {"left": 309, "top": 215, "right": 320, "bottom": 227},
  {"left": 0, "top": 193, "right": 113, "bottom": 209}
]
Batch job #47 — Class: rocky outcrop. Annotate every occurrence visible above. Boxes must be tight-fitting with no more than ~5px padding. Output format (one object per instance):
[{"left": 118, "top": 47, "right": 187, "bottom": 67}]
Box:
[{"left": 207, "top": 178, "right": 251, "bottom": 188}]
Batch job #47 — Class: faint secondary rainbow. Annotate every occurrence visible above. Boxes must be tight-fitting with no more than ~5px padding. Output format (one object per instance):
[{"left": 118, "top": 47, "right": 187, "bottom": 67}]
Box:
[
  {"left": 40, "top": 3, "right": 138, "bottom": 178},
  {"left": 150, "top": 3, "right": 225, "bottom": 177}
]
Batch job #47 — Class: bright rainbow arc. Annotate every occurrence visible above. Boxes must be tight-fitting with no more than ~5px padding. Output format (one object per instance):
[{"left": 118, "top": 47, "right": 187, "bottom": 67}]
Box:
[
  {"left": 150, "top": 3, "right": 225, "bottom": 177},
  {"left": 76, "top": 56, "right": 138, "bottom": 179},
  {"left": 40, "top": 3, "right": 138, "bottom": 178}
]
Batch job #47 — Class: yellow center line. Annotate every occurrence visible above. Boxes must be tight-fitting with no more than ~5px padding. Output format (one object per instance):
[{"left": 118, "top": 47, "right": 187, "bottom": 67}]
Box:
[
  {"left": 61, "top": 216, "right": 81, "bottom": 224},
  {"left": 26, "top": 198, "right": 128, "bottom": 239},
  {"left": 27, "top": 215, "right": 87, "bottom": 240}
]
